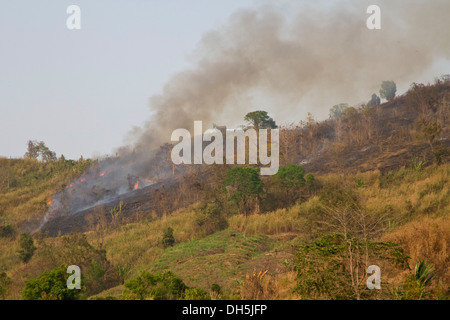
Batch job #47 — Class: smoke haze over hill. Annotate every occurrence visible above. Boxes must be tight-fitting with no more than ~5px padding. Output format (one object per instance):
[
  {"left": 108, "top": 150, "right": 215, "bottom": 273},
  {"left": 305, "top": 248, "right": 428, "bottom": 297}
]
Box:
[{"left": 124, "top": 0, "right": 450, "bottom": 156}]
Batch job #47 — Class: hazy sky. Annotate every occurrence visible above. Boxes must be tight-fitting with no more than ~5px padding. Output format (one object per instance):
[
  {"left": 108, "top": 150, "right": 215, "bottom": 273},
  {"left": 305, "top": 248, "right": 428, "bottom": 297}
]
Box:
[
  {"left": 1, "top": 0, "right": 260, "bottom": 159},
  {"left": 1, "top": 0, "right": 448, "bottom": 160}
]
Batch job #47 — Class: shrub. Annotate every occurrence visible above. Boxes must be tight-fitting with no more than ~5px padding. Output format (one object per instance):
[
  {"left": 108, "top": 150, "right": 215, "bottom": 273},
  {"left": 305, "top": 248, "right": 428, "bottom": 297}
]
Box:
[
  {"left": 17, "top": 233, "right": 36, "bottom": 263},
  {"left": 22, "top": 265, "right": 83, "bottom": 300},
  {"left": 0, "top": 224, "right": 15, "bottom": 239},
  {"left": 122, "top": 270, "right": 187, "bottom": 300},
  {"left": 162, "top": 227, "right": 175, "bottom": 248}
]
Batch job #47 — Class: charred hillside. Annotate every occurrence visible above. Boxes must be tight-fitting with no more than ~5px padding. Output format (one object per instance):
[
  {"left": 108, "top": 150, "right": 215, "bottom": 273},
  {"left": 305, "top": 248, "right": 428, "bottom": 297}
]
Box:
[
  {"left": 37, "top": 79, "right": 450, "bottom": 236},
  {"left": 280, "top": 79, "right": 450, "bottom": 174}
]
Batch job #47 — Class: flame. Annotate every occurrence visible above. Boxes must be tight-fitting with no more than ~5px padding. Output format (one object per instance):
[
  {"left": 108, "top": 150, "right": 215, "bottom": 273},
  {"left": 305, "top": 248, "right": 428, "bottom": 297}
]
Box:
[
  {"left": 47, "top": 200, "right": 54, "bottom": 206},
  {"left": 134, "top": 180, "right": 139, "bottom": 190},
  {"left": 99, "top": 169, "right": 113, "bottom": 177},
  {"left": 80, "top": 178, "right": 86, "bottom": 183},
  {"left": 65, "top": 183, "right": 74, "bottom": 189}
]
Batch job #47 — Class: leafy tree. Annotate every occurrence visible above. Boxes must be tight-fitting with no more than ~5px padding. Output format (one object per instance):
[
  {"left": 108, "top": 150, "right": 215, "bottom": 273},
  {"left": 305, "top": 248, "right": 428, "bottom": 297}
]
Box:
[
  {"left": 275, "top": 164, "right": 306, "bottom": 188},
  {"left": 329, "top": 103, "right": 349, "bottom": 119},
  {"left": 379, "top": 80, "right": 397, "bottom": 101},
  {"left": 272, "top": 164, "right": 307, "bottom": 206},
  {"left": 222, "top": 167, "right": 263, "bottom": 215},
  {"left": 244, "top": 111, "right": 277, "bottom": 130},
  {"left": 22, "top": 265, "right": 83, "bottom": 300},
  {"left": 367, "top": 93, "right": 381, "bottom": 107},
  {"left": 162, "top": 227, "right": 175, "bottom": 248},
  {"left": 122, "top": 271, "right": 187, "bottom": 300},
  {"left": 17, "top": 233, "right": 36, "bottom": 263},
  {"left": 24, "top": 140, "right": 56, "bottom": 162}
]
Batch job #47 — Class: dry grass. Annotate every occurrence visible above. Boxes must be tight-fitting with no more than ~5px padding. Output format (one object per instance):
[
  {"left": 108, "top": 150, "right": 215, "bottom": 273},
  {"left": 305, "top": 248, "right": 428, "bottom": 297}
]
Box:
[
  {"left": 227, "top": 205, "right": 305, "bottom": 236},
  {"left": 89, "top": 205, "right": 202, "bottom": 271},
  {"left": 239, "top": 270, "right": 300, "bottom": 300},
  {"left": 382, "top": 216, "right": 450, "bottom": 292}
]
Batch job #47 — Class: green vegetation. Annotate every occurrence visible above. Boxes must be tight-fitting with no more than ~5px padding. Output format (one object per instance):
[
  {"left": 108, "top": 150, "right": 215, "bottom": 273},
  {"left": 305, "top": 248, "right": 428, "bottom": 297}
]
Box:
[
  {"left": 244, "top": 111, "right": 277, "bottom": 129},
  {"left": 162, "top": 227, "right": 175, "bottom": 248},
  {"left": 122, "top": 270, "right": 187, "bottom": 300},
  {"left": 22, "top": 265, "right": 82, "bottom": 300},
  {"left": 222, "top": 167, "right": 263, "bottom": 215},
  {"left": 17, "top": 233, "right": 36, "bottom": 263}
]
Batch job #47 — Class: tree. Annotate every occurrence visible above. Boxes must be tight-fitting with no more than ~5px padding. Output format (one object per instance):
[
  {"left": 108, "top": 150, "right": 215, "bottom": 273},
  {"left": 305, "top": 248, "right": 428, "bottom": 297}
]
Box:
[
  {"left": 367, "top": 93, "right": 381, "bottom": 107},
  {"left": 17, "top": 233, "right": 36, "bottom": 263},
  {"left": 24, "top": 140, "right": 56, "bottom": 162},
  {"left": 222, "top": 167, "right": 263, "bottom": 215},
  {"left": 272, "top": 164, "right": 307, "bottom": 206},
  {"left": 22, "top": 265, "right": 83, "bottom": 300},
  {"left": 294, "top": 233, "right": 409, "bottom": 300},
  {"left": 329, "top": 103, "right": 349, "bottom": 119},
  {"left": 309, "top": 206, "right": 410, "bottom": 300},
  {"left": 379, "top": 81, "right": 397, "bottom": 101},
  {"left": 244, "top": 111, "right": 277, "bottom": 130},
  {"left": 162, "top": 227, "right": 175, "bottom": 248}
]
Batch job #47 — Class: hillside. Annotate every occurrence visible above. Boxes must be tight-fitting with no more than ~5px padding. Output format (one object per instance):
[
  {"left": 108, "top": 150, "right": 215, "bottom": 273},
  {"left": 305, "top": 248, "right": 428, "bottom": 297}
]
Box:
[{"left": 0, "top": 79, "right": 449, "bottom": 300}]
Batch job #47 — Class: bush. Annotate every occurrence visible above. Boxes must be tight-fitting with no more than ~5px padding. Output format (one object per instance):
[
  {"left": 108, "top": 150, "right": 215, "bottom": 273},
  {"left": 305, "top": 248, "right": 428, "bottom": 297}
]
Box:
[
  {"left": 122, "top": 270, "right": 187, "bottom": 300},
  {"left": 162, "top": 227, "right": 175, "bottom": 248},
  {"left": 0, "top": 224, "right": 15, "bottom": 239},
  {"left": 22, "top": 265, "right": 83, "bottom": 300},
  {"left": 17, "top": 233, "right": 36, "bottom": 263}
]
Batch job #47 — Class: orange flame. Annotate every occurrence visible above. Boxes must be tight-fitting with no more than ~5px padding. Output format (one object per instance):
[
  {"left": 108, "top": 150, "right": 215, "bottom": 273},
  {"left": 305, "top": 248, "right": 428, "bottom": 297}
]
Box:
[
  {"left": 99, "top": 172, "right": 105, "bottom": 177},
  {"left": 47, "top": 200, "right": 54, "bottom": 206},
  {"left": 80, "top": 178, "right": 86, "bottom": 183},
  {"left": 65, "top": 183, "right": 74, "bottom": 189},
  {"left": 134, "top": 180, "right": 139, "bottom": 190}
]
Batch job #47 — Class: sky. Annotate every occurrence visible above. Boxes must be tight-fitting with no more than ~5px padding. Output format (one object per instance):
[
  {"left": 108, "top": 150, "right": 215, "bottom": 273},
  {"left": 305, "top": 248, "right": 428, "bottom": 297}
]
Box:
[
  {"left": 1, "top": 0, "right": 449, "bottom": 160},
  {"left": 0, "top": 0, "right": 260, "bottom": 159}
]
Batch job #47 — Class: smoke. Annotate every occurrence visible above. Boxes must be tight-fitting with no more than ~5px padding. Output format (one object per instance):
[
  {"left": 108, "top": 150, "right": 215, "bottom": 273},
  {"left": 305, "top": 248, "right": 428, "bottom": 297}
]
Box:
[
  {"left": 126, "top": 0, "right": 450, "bottom": 156},
  {"left": 38, "top": 0, "right": 450, "bottom": 231}
]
